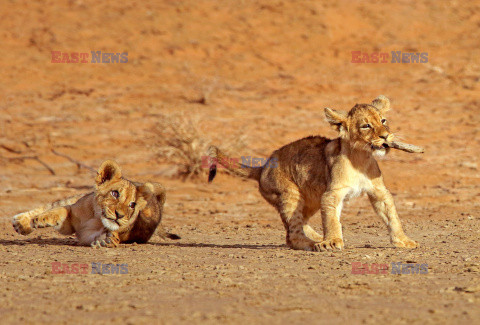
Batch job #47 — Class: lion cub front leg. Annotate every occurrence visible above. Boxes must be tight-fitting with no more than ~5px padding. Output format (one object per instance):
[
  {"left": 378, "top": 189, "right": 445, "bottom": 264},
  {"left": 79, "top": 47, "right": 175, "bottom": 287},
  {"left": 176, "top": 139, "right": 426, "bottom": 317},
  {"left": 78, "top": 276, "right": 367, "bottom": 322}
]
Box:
[
  {"left": 368, "top": 183, "right": 419, "bottom": 248},
  {"left": 13, "top": 207, "right": 70, "bottom": 235},
  {"left": 91, "top": 231, "right": 120, "bottom": 248},
  {"left": 317, "top": 190, "right": 346, "bottom": 251}
]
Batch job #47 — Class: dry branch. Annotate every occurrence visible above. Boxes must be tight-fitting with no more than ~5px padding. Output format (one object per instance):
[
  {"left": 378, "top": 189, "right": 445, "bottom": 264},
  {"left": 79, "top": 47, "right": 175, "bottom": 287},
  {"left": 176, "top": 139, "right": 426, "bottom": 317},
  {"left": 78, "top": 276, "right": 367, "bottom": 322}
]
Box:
[
  {"left": 2, "top": 155, "right": 56, "bottom": 175},
  {"left": 51, "top": 149, "right": 96, "bottom": 173},
  {"left": 386, "top": 141, "right": 425, "bottom": 153}
]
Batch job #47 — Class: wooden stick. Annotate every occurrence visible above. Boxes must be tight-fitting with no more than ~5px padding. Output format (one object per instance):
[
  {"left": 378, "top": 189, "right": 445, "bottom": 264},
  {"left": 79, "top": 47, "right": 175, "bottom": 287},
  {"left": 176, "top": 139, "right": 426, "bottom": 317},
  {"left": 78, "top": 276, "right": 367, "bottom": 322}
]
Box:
[
  {"left": 385, "top": 141, "right": 424, "bottom": 153},
  {"left": 2, "top": 155, "right": 56, "bottom": 175},
  {"left": 51, "top": 149, "right": 96, "bottom": 173},
  {"left": 0, "top": 144, "right": 22, "bottom": 154}
]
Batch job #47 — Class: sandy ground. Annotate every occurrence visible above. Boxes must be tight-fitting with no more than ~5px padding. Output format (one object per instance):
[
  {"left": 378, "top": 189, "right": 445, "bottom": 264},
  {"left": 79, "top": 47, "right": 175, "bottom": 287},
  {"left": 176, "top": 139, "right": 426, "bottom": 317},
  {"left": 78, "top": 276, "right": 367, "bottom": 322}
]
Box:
[{"left": 0, "top": 0, "right": 479, "bottom": 324}]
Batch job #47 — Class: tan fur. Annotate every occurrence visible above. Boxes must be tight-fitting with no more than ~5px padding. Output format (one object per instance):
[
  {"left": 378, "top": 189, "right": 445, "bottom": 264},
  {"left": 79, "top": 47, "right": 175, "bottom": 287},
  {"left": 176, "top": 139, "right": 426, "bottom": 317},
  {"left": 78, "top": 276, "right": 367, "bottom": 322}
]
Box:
[
  {"left": 209, "top": 95, "right": 419, "bottom": 251},
  {"left": 12, "top": 160, "right": 179, "bottom": 247}
]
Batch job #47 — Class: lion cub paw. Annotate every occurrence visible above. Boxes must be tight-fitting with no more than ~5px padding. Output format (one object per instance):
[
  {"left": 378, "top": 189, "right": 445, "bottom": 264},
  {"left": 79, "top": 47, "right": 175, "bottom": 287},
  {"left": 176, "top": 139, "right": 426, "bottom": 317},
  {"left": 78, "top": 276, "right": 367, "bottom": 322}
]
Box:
[
  {"left": 91, "top": 232, "right": 119, "bottom": 248},
  {"left": 314, "top": 238, "right": 344, "bottom": 251},
  {"left": 392, "top": 236, "right": 419, "bottom": 249},
  {"left": 12, "top": 214, "right": 33, "bottom": 235}
]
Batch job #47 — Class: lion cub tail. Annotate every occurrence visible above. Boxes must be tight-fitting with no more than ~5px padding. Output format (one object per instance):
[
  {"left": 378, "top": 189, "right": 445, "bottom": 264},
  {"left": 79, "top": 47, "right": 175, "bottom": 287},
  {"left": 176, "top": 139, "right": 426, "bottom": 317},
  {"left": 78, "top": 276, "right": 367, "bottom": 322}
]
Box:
[
  {"left": 157, "top": 224, "right": 181, "bottom": 240},
  {"left": 207, "top": 146, "right": 263, "bottom": 183}
]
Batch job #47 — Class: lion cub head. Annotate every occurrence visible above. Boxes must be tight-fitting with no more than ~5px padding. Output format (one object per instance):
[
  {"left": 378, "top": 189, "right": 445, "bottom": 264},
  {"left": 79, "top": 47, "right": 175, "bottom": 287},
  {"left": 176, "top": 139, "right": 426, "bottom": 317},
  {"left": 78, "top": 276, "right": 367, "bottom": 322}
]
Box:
[
  {"left": 94, "top": 160, "right": 148, "bottom": 232},
  {"left": 325, "top": 95, "right": 394, "bottom": 156}
]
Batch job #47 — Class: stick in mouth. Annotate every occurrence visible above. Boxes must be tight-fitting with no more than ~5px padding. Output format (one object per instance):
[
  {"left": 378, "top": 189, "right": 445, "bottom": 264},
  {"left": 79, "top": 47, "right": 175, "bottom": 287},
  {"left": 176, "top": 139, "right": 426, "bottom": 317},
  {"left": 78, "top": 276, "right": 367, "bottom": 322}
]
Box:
[{"left": 384, "top": 141, "right": 425, "bottom": 153}]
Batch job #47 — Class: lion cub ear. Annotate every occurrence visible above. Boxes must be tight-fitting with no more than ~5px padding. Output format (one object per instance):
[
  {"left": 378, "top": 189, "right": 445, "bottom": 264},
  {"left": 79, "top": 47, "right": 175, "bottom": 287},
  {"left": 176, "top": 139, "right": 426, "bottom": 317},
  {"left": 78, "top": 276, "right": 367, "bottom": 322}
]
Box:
[
  {"left": 136, "top": 183, "right": 154, "bottom": 201},
  {"left": 371, "top": 95, "right": 390, "bottom": 114},
  {"left": 135, "top": 182, "right": 165, "bottom": 211},
  {"left": 324, "top": 107, "right": 347, "bottom": 132},
  {"left": 95, "top": 160, "right": 122, "bottom": 186},
  {"left": 137, "top": 182, "right": 166, "bottom": 206}
]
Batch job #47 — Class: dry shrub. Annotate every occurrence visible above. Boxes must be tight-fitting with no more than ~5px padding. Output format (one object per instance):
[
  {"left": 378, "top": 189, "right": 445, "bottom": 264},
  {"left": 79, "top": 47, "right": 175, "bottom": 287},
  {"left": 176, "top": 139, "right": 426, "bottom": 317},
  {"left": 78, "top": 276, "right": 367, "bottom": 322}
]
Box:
[{"left": 153, "top": 112, "right": 247, "bottom": 181}]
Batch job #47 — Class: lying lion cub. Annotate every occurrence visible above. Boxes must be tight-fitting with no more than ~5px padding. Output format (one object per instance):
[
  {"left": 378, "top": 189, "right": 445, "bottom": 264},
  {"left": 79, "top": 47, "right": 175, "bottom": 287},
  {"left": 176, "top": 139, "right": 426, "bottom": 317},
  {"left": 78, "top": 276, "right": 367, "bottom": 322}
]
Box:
[
  {"left": 209, "top": 95, "right": 419, "bottom": 251},
  {"left": 12, "top": 160, "right": 179, "bottom": 247}
]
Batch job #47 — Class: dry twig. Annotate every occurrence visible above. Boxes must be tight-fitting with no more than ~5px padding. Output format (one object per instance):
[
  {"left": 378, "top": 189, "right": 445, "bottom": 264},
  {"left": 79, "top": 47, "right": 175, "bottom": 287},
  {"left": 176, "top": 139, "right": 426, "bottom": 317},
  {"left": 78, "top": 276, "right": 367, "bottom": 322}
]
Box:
[
  {"left": 1, "top": 155, "right": 56, "bottom": 175},
  {"left": 385, "top": 141, "right": 425, "bottom": 153},
  {"left": 51, "top": 149, "right": 96, "bottom": 173}
]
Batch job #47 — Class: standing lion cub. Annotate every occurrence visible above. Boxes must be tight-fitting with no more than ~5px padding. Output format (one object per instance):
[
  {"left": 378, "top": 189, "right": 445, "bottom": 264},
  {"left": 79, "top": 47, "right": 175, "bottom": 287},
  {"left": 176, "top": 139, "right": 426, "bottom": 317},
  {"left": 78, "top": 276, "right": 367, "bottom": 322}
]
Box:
[
  {"left": 209, "top": 95, "right": 419, "bottom": 251},
  {"left": 12, "top": 160, "right": 179, "bottom": 247}
]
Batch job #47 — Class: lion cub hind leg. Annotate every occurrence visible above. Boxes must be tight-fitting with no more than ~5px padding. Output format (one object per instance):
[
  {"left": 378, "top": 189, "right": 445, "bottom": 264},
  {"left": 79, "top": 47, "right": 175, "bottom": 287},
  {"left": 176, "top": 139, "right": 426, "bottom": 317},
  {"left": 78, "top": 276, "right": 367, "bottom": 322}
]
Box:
[
  {"left": 277, "top": 193, "right": 318, "bottom": 251},
  {"left": 301, "top": 206, "right": 323, "bottom": 242},
  {"left": 260, "top": 177, "right": 318, "bottom": 251},
  {"left": 303, "top": 224, "right": 323, "bottom": 242}
]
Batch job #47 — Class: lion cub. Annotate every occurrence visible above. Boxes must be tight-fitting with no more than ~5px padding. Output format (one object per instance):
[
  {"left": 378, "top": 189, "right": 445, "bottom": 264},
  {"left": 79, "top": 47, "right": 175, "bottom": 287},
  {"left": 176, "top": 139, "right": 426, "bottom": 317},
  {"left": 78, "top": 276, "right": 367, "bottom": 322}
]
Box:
[
  {"left": 209, "top": 95, "right": 419, "bottom": 251},
  {"left": 12, "top": 160, "right": 179, "bottom": 247}
]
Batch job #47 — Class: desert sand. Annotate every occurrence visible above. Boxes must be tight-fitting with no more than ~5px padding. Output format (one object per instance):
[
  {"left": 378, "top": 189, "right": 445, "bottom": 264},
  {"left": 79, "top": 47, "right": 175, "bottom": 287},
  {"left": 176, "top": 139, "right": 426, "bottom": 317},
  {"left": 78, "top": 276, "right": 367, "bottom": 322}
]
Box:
[{"left": 0, "top": 1, "right": 479, "bottom": 324}]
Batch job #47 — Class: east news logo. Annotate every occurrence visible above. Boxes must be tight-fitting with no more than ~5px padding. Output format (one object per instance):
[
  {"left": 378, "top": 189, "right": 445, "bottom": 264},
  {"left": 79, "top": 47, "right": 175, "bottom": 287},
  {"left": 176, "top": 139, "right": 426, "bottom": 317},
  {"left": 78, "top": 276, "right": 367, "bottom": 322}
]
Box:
[
  {"left": 51, "top": 51, "right": 128, "bottom": 63},
  {"left": 351, "top": 51, "right": 428, "bottom": 63},
  {"left": 352, "top": 262, "right": 428, "bottom": 274},
  {"left": 201, "top": 156, "right": 279, "bottom": 169},
  {"left": 51, "top": 262, "right": 128, "bottom": 274}
]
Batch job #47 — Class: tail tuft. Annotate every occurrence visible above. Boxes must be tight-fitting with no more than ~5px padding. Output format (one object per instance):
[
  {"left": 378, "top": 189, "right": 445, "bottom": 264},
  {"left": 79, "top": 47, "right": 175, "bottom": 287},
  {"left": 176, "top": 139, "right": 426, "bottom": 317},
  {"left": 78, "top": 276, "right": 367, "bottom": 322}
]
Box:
[
  {"left": 206, "top": 145, "right": 262, "bottom": 181},
  {"left": 157, "top": 224, "right": 181, "bottom": 240},
  {"left": 207, "top": 145, "right": 219, "bottom": 183},
  {"left": 166, "top": 233, "right": 181, "bottom": 240},
  {"left": 208, "top": 165, "right": 217, "bottom": 183}
]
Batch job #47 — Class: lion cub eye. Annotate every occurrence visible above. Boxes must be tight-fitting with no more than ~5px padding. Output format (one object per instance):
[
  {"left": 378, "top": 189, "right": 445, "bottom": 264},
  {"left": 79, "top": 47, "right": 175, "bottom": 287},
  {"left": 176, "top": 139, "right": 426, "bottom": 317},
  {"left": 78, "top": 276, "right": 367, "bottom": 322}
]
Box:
[
  {"left": 129, "top": 202, "right": 136, "bottom": 209},
  {"left": 381, "top": 119, "right": 387, "bottom": 124},
  {"left": 111, "top": 190, "right": 120, "bottom": 199},
  {"left": 361, "top": 124, "right": 372, "bottom": 129}
]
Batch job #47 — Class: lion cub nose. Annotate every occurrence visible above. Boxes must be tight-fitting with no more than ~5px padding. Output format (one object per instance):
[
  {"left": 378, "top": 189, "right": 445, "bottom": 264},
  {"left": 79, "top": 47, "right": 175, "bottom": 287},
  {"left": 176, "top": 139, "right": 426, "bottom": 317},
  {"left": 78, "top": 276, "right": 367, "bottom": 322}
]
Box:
[
  {"left": 115, "top": 211, "right": 125, "bottom": 219},
  {"left": 380, "top": 133, "right": 394, "bottom": 142}
]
